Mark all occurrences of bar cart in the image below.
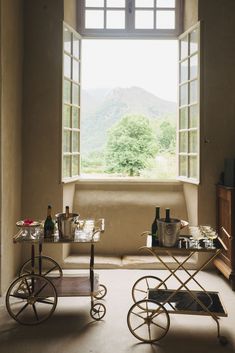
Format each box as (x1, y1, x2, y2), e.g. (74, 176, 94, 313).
(6, 219, 107, 325)
(127, 234, 228, 345)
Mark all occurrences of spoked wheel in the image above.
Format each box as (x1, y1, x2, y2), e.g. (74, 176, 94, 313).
(19, 256, 63, 278)
(132, 276, 167, 303)
(94, 284, 107, 299)
(90, 302, 106, 321)
(6, 274, 57, 325)
(127, 299, 170, 343)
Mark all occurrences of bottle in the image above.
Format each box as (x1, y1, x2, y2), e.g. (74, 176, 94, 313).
(65, 205, 70, 218)
(44, 205, 54, 238)
(151, 206, 160, 247)
(165, 208, 171, 223)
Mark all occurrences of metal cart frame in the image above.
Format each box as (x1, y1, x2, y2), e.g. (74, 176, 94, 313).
(6, 220, 107, 325)
(127, 235, 228, 345)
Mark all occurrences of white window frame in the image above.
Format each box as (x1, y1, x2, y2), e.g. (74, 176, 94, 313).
(62, 23, 81, 182)
(177, 22, 201, 184)
(77, 0, 183, 38)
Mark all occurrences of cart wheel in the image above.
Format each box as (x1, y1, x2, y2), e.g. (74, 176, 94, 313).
(132, 276, 167, 303)
(94, 284, 107, 299)
(219, 336, 228, 346)
(6, 274, 57, 325)
(19, 256, 63, 278)
(90, 302, 106, 321)
(127, 299, 170, 343)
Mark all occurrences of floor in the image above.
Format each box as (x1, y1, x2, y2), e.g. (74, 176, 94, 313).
(0, 269, 235, 353)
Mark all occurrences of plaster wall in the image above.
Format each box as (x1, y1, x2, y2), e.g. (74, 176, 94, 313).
(197, 0, 235, 225)
(0, 0, 23, 293)
(183, 0, 198, 31)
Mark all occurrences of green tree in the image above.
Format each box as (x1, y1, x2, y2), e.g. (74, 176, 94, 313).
(105, 115, 158, 176)
(158, 120, 176, 152)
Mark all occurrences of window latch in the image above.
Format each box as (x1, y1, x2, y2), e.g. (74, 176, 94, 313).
(128, 0, 133, 14)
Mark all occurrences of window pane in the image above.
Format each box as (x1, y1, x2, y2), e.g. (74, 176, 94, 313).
(86, 0, 104, 7)
(63, 105, 71, 128)
(189, 156, 197, 178)
(179, 84, 188, 106)
(73, 34, 80, 59)
(190, 28, 198, 55)
(135, 10, 154, 29)
(179, 107, 188, 129)
(64, 28, 72, 54)
(180, 35, 188, 60)
(72, 83, 79, 106)
(190, 80, 197, 104)
(72, 107, 79, 129)
(189, 104, 198, 128)
(63, 130, 71, 152)
(180, 59, 188, 83)
(190, 54, 198, 80)
(72, 131, 79, 153)
(189, 130, 197, 153)
(156, 10, 175, 29)
(63, 156, 71, 178)
(179, 131, 187, 153)
(85, 10, 104, 28)
(107, 0, 125, 7)
(73, 59, 79, 82)
(135, 0, 154, 7)
(63, 80, 71, 104)
(64, 54, 71, 79)
(157, 0, 175, 7)
(179, 155, 187, 176)
(72, 155, 79, 176)
(106, 10, 125, 29)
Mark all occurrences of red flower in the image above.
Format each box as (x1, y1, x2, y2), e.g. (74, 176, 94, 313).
(23, 218, 34, 225)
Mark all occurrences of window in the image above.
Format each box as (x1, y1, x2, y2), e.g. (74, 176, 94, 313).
(77, 0, 183, 38)
(178, 23, 200, 183)
(62, 24, 81, 181)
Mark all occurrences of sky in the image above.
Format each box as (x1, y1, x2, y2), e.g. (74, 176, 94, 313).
(81, 39, 178, 102)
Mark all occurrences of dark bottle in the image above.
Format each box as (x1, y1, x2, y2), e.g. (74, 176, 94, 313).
(151, 206, 160, 247)
(165, 208, 171, 223)
(65, 205, 70, 218)
(44, 205, 54, 238)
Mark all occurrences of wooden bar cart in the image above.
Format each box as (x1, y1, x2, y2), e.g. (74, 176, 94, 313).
(6, 219, 107, 325)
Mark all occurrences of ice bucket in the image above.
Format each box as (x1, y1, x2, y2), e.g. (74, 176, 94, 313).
(55, 212, 79, 240)
(157, 218, 181, 247)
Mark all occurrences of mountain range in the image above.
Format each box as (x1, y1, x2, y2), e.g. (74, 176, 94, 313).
(80, 86, 177, 155)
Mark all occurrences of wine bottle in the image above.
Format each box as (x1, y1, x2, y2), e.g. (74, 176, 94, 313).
(165, 208, 171, 223)
(44, 205, 54, 238)
(65, 205, 70, 218)
(151, 206, 160, 247)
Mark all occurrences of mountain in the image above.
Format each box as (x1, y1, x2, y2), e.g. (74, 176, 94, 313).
(81, 86, 177, 155)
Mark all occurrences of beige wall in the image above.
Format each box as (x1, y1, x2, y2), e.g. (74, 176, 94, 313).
(0, 0, 23, 293)
(22, 0, 64, 220)
(197, 0, 235, 225)
(184, 0, 198, 31)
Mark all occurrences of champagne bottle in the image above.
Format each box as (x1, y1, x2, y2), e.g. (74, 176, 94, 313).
(44, 205, 54, 238)
(65, 205, 70, 218)
(151, 206, 160, 247)
(165, 208, 171, 223)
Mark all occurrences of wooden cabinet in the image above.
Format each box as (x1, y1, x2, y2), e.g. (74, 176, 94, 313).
(214, 185, 235, 290)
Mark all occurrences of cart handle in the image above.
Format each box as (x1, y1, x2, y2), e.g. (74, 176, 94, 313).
(217, 235, 228, 251)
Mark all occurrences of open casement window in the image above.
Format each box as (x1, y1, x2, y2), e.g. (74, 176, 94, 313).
(77, 0, 183, 38)
(178, 22, 200, 184)
(62, 24, 81, 182)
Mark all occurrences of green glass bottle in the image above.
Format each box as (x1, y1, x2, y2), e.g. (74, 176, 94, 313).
(151, 206, 160, 247)
(44, 205, 54, 238)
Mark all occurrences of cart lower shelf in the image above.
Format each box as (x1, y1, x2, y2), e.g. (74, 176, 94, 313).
(148, 288, 227, 317)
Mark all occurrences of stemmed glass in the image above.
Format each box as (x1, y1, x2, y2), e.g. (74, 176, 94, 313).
(199, 225, 218, 248)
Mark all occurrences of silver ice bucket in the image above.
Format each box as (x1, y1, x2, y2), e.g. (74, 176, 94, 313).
(157, 218, 181, 247)
(55, 212, 79, 240)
